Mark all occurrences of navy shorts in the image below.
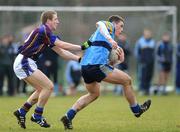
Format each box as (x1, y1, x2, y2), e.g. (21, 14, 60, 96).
(81, 64, 114, 84)
(159, 62, 172, 72)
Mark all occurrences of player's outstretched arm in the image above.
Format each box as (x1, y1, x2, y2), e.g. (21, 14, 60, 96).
(52, 45, 80, 62)
(54, 39, 81, 51)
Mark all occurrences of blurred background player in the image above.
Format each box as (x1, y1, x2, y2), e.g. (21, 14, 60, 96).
(156, 33, 173, 95)
(0, 34, 16, 96)
(65, 58, 82, 96)
(60, 15, 151, 130)
(134, 29, 156, 95)
(176, 43, 180, 94)
(13, 10, 86, 129)
(114, 33, 131, 95)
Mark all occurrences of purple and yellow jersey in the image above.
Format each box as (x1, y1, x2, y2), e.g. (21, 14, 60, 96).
(18, 24, 58, 60)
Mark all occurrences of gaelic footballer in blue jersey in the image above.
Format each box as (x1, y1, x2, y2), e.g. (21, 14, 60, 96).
(13, 10, 84, 129)
(61, 15, 151, 130)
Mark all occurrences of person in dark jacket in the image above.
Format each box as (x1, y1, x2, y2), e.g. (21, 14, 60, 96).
(0, 35, 16, 96)
(134, 29, 156, 95)
(156, 33, 173, 95)
(65, 60, 81, 96)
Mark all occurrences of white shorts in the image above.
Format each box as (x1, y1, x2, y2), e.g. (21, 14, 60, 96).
(13, 54, 37, 80)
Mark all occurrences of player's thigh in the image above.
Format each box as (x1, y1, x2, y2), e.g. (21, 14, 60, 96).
(24, 69, 54, 90)
(85, 82, 100, 95)
(23, 79, 42, 92)
(103, 68, 131, 84)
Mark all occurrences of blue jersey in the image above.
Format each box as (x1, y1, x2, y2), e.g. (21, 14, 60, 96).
(134, 36, 155, 63)
(80, 21, 115, 65)
(157, 41, 173, 63)
(66, 60, 81, 84)
(18, 24, 59, 60)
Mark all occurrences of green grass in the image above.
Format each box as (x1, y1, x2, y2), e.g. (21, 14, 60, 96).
(0, 94, 180, 132)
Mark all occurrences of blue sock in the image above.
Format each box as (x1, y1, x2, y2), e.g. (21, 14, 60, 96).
(66, 109, 76, 121)
(19, 102, 32, 116)
(34, 106, 44, 119)
(130, 104, 141, 114)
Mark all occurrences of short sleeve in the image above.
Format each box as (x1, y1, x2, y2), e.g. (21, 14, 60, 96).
(49, 35, 62, 48)
(43, 25, 60, 48)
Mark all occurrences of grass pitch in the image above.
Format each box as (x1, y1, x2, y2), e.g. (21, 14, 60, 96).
(0, 93, 180, 132)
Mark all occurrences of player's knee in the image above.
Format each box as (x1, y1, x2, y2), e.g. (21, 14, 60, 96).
(122, 75, 132, 87)
(47, 82, 54, 91)
(49, 87, 54, 92)
(91, 92, 100, 100)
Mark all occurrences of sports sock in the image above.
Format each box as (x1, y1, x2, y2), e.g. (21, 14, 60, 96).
(18, 102, 32, 116)
(130, 104, 141, 114)
(33, 106, 44, 119)
(66, 109, 77, 121)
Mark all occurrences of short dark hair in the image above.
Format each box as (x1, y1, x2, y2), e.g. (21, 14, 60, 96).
(41, 10, 57, 24)
(108, 15, 124, 23)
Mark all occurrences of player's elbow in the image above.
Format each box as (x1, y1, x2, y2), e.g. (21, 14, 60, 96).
(96, 21, 102, 28)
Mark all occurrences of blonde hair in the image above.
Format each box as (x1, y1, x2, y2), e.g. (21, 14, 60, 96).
(40, 10, 57, 24)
